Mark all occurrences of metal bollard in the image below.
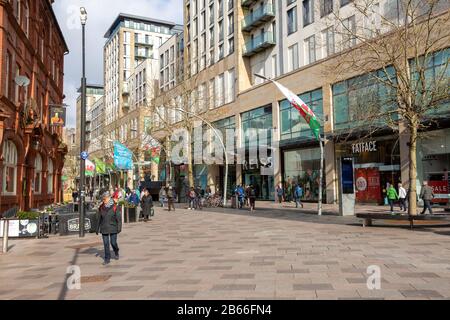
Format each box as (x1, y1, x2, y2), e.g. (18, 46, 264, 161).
(2, 219, 9, 253)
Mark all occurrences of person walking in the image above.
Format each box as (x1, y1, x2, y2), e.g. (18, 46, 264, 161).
(140, 188, 154, 222)
(96, 191, 122, 265)
(294, 184, 304, 208)
(276, 183, 284, 204)
(159, 186, 167, 207)
(248, 184, 256, 212)
(286, 182, 293, 202)
(386, 183, 399, 214)
(237, 185, 245, 209)
(188, 187, 196, 210)
(420, 181, 435, 214)
(167, 186, 176, 212)
(398, 183, 407, 212)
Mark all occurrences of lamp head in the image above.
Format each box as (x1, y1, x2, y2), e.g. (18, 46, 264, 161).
(80, 7, 87, 25)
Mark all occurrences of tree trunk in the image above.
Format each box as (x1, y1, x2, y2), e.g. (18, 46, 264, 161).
(187, 144, 194, 188)
(408, 125, 418, 216)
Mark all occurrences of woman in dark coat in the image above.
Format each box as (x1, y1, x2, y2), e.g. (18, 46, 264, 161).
(97, 191, 122, 265)
(140, 188, 154, 221)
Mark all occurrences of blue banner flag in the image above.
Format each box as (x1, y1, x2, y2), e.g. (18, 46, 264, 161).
(113, 141, 133, 170)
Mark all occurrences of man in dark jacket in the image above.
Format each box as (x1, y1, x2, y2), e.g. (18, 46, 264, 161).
(140, 188, 154, 221)
(167, 186, 176, 212)
(420, 181, 435, 214)
(97, 191, 122, 265)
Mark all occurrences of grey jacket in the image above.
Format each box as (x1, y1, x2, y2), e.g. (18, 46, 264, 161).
(97, 203, 122, 235)
(420, 185, 435, 201)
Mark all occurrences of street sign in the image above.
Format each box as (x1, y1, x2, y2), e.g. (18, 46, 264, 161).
(80, 151, 89, 160)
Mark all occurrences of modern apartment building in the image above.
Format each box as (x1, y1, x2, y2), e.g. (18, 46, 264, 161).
(151, 0, 449, 207)
(76, 84, 104, 150)
(86, 95, 105, 160)
(159, 31, 185, 92)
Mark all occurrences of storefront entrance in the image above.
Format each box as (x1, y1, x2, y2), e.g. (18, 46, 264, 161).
(243, 171, 274, 201)
(336, 136, 401, 205)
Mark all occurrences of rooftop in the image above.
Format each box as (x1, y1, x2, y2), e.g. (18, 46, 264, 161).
(104, 13, 179, 38)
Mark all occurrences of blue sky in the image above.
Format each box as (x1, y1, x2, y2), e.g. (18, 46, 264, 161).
(53, 0, 183, 127)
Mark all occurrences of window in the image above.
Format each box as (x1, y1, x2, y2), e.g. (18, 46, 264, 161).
(304, 35, 316, 64)
(342, 15, 356, 49)
(303, 0, 314, 27)
(226, 68, 235, 104)
(34, 154, 42, 194)
(5, 51, 11, 99)
(216, 73, 225, 107)
(288, 43, 299, 71)
(228, 37, 234, 55)
(340, 0, 351, 7)
(24, 1, 29, 36)
(14, 65, 20, 103)
(322, 27, 334, 57)
(201, 11, 206, 31)
(321, 0, 333, 17)
(219, 43, 224, 60)
(219, 21, 224, 41)
(2, 141, 17, 195)
(209, 79, 215, 109)
(47, 159, 54, 194)
(15, 0, 21, 25)
(228, 13, 234, 35)
(272, 54, 278, 77)
(287, 7, 298, 35)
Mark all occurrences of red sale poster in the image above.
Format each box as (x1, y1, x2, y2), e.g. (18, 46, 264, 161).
(366, 168, 382, 203)
(429, 180, 449, 204)
(355, 168, 368, 202)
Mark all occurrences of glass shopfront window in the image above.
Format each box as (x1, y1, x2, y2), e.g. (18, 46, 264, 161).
(213, 116, 236, 197)
(417, 128, 450, 205)
(335, 137, 400, 204)
(280, 88, 323, 142)
(241, 105, 274, 200)
(283, 147, 325, 201)
(333, 66, 397, 131)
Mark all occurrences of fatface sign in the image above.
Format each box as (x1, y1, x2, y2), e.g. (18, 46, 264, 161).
(352, 141, 377, 154)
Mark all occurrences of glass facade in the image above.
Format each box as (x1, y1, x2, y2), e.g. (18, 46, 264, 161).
(417, 128, 450, 205)
(283, 148, 325, 201)
(332, 66, 396, 131)
(241, 106, 274, 200)
(280, 88, 323, 142)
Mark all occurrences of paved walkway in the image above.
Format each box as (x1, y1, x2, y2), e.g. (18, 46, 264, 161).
(1, 204, 450, 300)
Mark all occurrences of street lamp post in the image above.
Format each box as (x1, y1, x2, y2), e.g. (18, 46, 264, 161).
(79, 7, 87, 237)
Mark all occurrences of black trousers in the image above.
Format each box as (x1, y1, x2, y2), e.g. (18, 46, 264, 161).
(102, 233, 119, 261)
(399, 198, 407, 211)
(421, 200, 433, 214)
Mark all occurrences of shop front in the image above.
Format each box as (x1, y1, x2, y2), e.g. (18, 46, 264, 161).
(335, 136, 401, 204)
(417, 128, 450, 205)
(282, 147, 325, 202)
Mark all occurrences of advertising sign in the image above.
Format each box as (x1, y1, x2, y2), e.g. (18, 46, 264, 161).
(0, 220, 39, 238)
(341, 157, 355, 194)
(355, 168, 381, 202)
(67, 218, 91, 232)
(49, 106, 66, 126)
(429, 180, 449, 204)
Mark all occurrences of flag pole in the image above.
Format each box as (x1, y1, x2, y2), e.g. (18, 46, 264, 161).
(254, 73, 324, 216)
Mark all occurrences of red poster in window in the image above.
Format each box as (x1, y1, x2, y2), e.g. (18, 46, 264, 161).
(366, 168, 381, 203)
(428, 180, 449, 204)
(355, 168, 368, 202)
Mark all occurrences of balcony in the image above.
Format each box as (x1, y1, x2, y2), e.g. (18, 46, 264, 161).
(241, 4, 275, 32)
(242, 31, 275, 57)
(122, 83, 130, 96)
(241, 0, 258, 8)
(135, 37, 153, 47)
(135, 49, 150, 59)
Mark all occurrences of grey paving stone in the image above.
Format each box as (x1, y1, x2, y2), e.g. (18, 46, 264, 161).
(127, 276, 159, 281)
(211, 284, 257, 291)
(293, 283, 334, 290)
(150, 291, 197, 298)
(221, 274, 256, 279)
(165, 279, 201, 285)
(197, 266, 233, 270)
(277, 269, 309, 274)
(104, 286, 143, 292)
(397, 272, 439, 278)
(400, 290, 444, 298)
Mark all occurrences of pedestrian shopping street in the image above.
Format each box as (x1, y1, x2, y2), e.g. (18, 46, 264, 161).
(1, 203, 450, 300)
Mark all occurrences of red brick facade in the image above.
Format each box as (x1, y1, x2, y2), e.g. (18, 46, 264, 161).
(0, 0, 68, 212)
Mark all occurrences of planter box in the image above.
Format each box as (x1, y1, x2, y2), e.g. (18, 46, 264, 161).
(0, 219, 40, 238)
(124, 207, 137, 223)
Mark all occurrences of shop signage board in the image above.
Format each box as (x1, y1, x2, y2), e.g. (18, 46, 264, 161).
(341, 157, 355, 194)
(352, 141, 377, 154)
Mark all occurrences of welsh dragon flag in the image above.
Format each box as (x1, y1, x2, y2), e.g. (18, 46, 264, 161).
(271, 79, 321, 140)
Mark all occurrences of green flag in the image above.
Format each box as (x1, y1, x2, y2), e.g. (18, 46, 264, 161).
(151, 156, 160, 165)
(94, 158, 106, 174)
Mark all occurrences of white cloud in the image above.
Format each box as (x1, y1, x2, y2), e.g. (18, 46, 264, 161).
(53, 0, 183, 127)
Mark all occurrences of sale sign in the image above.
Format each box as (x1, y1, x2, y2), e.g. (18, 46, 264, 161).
(429, 180, 449, 204)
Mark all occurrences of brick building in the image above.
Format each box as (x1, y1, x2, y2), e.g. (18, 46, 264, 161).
(0, 0, 69, 212)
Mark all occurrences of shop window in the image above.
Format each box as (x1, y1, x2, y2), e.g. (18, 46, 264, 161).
(2, 140, 18, 195)
(280, 88, 323, 141)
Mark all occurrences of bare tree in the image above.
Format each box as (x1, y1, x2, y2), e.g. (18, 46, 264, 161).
(321, 0, 449, 214)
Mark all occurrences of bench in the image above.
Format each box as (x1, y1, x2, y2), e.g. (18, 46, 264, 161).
(356, 213, 450, 229)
